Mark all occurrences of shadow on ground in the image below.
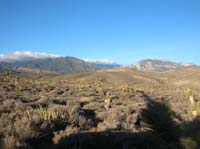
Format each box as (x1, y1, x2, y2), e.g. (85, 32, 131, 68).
(18, 92, 200, 149)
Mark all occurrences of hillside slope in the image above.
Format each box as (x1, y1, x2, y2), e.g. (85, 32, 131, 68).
(0, 56, 97, 74)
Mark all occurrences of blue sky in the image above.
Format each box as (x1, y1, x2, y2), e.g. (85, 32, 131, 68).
(0, 0, 200, 65)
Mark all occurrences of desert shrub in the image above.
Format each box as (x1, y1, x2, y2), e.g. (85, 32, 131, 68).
(1, 99, 15, 113)
(14, 116, 39, 142)
(66, 101, 93, 130)
(0, 109, 35, 147)
(180, 137, 197, 149)
(67, 103, 84, 126)
(26, 110, 42, 124)
(0, 115, 15, 136)
(1, 135, 18, 149)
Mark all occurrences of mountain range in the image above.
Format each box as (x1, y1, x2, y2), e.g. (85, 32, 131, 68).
(0, 57, 97, 74)
(0, 56, 122, 74)
(0, 56, 197, 74)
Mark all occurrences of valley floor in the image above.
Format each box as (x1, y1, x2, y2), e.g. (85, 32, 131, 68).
(0, 69, 200, 149)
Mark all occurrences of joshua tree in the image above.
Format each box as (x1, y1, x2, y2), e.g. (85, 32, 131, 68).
(4, 71, 11, 80)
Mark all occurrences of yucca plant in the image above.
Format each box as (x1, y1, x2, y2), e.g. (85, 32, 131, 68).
(185, 88, 195, 104)
(189, 100, 200, 118)
(37, 106, 63, 121)
(104, 96, 112, 110)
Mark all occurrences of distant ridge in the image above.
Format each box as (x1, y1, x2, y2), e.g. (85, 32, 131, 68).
(130, 59, 195, 72)
(83, 59, 121, 69)
(0, 56, 97, 74)
(87, 62, 121, 69)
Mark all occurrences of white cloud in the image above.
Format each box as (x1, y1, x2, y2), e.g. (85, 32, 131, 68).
(0, 51, 60, 62)
(83, 58, 118, 64)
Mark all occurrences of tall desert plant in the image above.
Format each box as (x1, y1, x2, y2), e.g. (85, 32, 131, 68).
(185, 88, 194, 104)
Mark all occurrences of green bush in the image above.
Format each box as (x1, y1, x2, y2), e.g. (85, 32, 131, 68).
(180, 137, 197, 149)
